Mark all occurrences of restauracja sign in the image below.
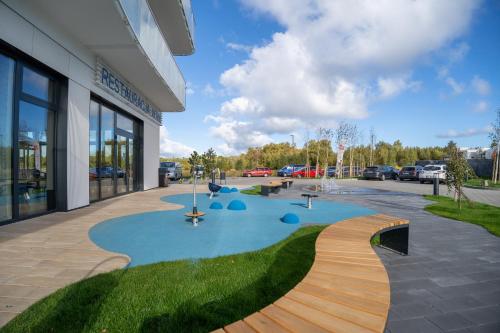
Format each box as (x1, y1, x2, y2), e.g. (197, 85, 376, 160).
(95, 60, 162, 124)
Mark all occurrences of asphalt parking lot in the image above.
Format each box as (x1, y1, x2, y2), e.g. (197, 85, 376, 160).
(224, 177, 500, 207)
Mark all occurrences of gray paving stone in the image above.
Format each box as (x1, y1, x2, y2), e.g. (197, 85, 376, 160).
(392, 301, 442, 319)
(392, 289, 443, 306)
(430, 276, 477, 288)
(427, 312, 474, 331)
(470, 291, 500, 306)
(282, 183, 500, 332)
(460, 306, 500, 325)
(429, 296, 486, 313)
(470, 321, 500, 333)
(386, 318, 442, 333)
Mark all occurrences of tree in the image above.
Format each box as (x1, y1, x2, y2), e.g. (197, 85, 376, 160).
(335, 122, 350, 178)
(321, 129, 334, 179)
(445, 143, 474, 210)
(369, 127, 376, 166)
(188, 151, 201, 175)
(490, 108, 500, 183)
(347, 124, 359, 177)
(314, 128, 323, 178)
(202, 148, 217, 177)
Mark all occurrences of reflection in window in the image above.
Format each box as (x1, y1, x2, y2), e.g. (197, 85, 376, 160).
(89, 101, 100, 202)
(100, 107, 115, 199)
(117, 113, 133, 133)
(17, 101, 55, 217)
(0, 54, 15, 222)
(22, 67, 53, 102)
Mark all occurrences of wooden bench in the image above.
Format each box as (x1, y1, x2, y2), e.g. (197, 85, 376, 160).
(260, 181, 283, 196)
(213, 214, 409, 333)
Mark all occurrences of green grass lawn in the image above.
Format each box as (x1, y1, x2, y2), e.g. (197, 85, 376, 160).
(464, 178, 500, 189)
(423, 195, 500, 237)
(240, 185, 261, 195)
(1, 226, 326, 333)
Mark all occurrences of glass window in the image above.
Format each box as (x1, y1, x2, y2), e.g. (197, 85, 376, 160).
(89, 101, 100, 202)
(117, 113, 134, 133)
(100, 106, 115, 199)
(22, 67, 53, 102)
(0, 54, 15, 222)
(17, 101, 55, 217)
(89, 100, 141, 201)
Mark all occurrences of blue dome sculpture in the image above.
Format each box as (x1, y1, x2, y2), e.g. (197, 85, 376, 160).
(227, 200, 247, 211)
(230, 187, 239, 192)
(281, 213, 300, 224)
(220, 187, 231, 193)
(209, 202, 223, 210)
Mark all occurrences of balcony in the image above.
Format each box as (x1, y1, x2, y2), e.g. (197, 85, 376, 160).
(147, 0, 195, 55)
(22, 0, 186, 112)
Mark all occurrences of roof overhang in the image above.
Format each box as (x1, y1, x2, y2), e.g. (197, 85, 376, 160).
(147, 0, 195, 55)
(28, 0, 186, 112)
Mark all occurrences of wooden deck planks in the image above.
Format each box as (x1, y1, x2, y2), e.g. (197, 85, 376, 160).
(215, 214, 409, 333)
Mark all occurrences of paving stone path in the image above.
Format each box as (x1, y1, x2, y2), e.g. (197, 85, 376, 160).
(279, 186, 500, 333)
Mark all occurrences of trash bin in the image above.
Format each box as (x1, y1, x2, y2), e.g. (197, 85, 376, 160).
(220, 171, 226, 185)
(159, 169, 169, 187)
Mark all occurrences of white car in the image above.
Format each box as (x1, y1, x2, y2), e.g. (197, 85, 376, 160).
(419, 165, 447, 184)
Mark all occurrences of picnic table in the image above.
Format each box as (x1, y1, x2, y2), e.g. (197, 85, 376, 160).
(260, 181, 282, 196)
(280, 178, 294, 189)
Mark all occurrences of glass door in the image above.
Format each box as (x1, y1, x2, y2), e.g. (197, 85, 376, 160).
(100, 106, 115, 199)
(89, 99, 141, 201)
(17, 102, 54, 217)
(116, 135, 128, 194)
(16, 66, 56, 219)
(128, 138, 135, 192)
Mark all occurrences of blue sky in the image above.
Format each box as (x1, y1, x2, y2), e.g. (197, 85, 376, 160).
(160, 0, 500, 157)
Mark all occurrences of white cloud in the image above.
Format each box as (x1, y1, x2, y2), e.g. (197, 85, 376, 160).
(473, 100, 488, 113)
(471, 75, 491, 95)
(436, 125, 492, 139)
(445, 77, 465, 95)
(202, 83, 226, 98)
(159, 126, 194, 157)
(226, 42, 253, 53)
(377, 75, 421, 99)
(186, 81, 195, 96)
(207, 0, 480, 152)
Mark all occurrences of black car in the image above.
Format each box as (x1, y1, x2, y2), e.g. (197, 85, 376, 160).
(362, 165, 399, 181)
(399, 165, 423, 181)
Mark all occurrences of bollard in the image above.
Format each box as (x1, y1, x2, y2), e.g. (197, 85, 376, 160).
(433, 176, 439, 196)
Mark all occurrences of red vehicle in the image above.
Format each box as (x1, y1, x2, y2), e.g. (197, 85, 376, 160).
(292, 167, 324, 178)
(242, 167, 273, 177)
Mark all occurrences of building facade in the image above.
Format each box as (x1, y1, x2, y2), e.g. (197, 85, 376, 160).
(0, 0, 194, 225)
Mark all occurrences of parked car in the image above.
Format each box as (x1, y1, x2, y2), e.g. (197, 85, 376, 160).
(242, 167, 273, 177)
(362, 165, 399, 181)
(292, 167, 324, 178)
(277, 164, 305, 177)
(328, 166, 363, 178)
(327, 166, 337, 177)
(419, 164, 447, 184)
(399, 165, 424, 181)
(89, 166, 122, 179)
(159, 161, 183, 180)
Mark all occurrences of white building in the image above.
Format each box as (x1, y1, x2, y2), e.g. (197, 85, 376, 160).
(0, 0, 194, 224)
(459, 147, 491, 160)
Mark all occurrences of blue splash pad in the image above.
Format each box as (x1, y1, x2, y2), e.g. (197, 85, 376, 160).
(89, 192, 375, 267)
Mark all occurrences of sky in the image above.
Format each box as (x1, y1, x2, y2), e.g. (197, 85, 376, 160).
(160, 0, 500, 157)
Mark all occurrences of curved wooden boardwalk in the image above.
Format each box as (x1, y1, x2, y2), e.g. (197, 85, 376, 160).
(214, 214, 409, 333)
